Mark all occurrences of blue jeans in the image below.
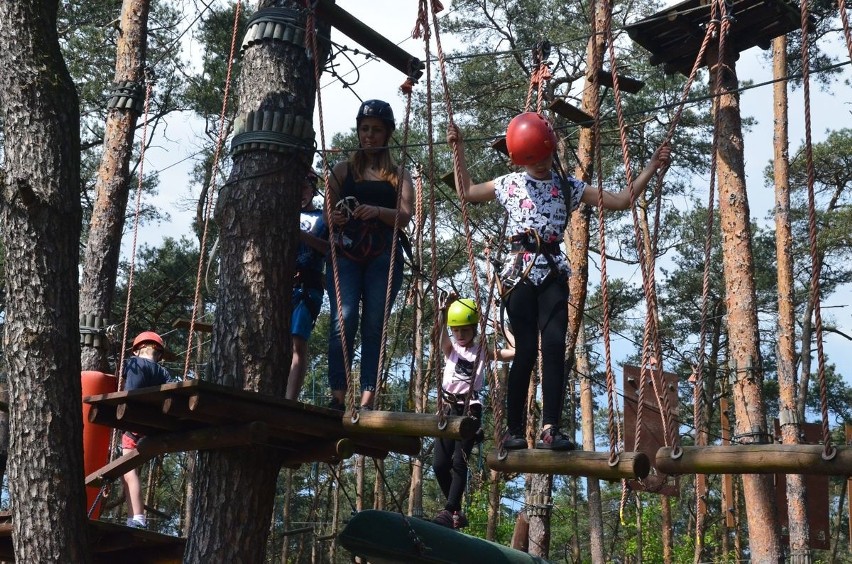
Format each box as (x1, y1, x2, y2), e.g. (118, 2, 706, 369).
(327, 247, 403, 393)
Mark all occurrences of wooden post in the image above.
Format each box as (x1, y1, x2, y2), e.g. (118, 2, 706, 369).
(488, 450, 650, 481)
(721, 397, 735, 529)
(657, 445, 852, 475)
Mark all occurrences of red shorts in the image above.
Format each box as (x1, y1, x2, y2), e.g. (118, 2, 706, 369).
(122, 431, 143, 450)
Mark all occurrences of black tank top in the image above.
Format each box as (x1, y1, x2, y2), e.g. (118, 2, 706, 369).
(341, 168, 398, 209)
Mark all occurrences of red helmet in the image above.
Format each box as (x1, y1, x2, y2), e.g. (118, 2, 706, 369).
(505, 112, 558, 166)
(132, 331, 164, 351)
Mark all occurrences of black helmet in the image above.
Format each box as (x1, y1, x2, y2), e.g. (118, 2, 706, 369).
(356, 99, 395, 131)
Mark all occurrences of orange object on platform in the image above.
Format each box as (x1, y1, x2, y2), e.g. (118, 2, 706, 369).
(82, 371, 117, 518)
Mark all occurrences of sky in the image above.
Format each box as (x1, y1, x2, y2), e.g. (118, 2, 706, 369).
(134, 1, 851, 387)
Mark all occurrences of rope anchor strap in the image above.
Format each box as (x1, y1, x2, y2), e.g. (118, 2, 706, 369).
(106, 81, 145, 113)
(230, 110, 315, 155)
(241, 7, 309, 53)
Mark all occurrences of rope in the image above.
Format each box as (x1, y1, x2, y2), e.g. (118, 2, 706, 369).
(308, 5, 356, 412)
(182, 0, 243, 380)
(109, 74, 155, 460)
(414, 0, 448, 427)
(800, 0, 834, 457)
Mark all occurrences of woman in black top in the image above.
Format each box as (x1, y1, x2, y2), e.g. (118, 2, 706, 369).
(325, 99, 414, 410)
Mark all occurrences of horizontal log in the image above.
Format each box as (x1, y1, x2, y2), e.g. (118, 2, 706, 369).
(86, 449, 149, 486)
(656, 445, 852, 475)
(342, 410, 478, 441)
(487, 450, 651, 481)
(280, 439, 353, 466)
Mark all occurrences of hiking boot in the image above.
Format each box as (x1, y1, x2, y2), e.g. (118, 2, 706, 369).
(536, 427, 576, 451)
(502, 432, 528, 450)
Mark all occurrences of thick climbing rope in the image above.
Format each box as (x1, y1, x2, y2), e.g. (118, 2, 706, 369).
(414, 0, 450, 426)
(524, 42, 552, 113)
(800, 0, 835, 458)
(182, 0, 243, 380)
(428, 0, 496, 422)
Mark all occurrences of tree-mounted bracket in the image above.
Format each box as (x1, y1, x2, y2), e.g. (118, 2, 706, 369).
(106, 81, 145, 113)
(241, 7, 309, 53)
(230, 110, 315, 155)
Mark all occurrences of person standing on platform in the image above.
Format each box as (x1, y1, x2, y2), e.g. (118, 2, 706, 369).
(287, 169, 329, 401)
(325, 99, 414, 411)
(447, 113, 671, 451)
(121, 331, 171, 528)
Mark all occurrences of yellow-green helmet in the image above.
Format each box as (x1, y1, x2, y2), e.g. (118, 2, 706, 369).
(447, 298, 479, 327)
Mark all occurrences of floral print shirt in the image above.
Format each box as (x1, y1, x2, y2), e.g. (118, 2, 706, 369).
(493, 171, 585, 286)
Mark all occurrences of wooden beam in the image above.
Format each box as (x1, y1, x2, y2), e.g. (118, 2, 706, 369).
(88, 404, 163, 437)
(342, 410, 478, 441)
(596, 69, 645, 94)
(487, 450, 650, 481)
(549, 98, 593, 126)
(657, 445, 852, 475)
(171, 318, 213, 333)
(280, 438, 353, 466)
(314, 0, 424, 79)
(86, 422, 269, 485)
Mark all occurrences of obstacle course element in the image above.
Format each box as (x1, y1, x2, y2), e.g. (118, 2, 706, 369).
(82, 371, 118, 518)
(0, 511, 185, 563)
(83, 379, 434, 486)
(338, 509, 550, 563)
(625, 0, 806, 75)
(487, 449, 651, 481)
(656, 444, 852, 476)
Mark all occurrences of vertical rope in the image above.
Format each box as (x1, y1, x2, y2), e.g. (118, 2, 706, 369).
(800, 0, 834, 455)
(838, 0, 852, 63)
(182, 0, 243, 380)
(110, 76, 154, 460)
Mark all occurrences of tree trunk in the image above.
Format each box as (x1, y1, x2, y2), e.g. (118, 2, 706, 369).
(709, 46, 781, 561)
(407, 273, 425, 517)
(772, 34, 812, 562)
(662, 496, 673, 564)
(0, 2, 89, 561)
(577, 327, 605, 563)
(183, 1, 327, 561)
(80, 0, 150, 373)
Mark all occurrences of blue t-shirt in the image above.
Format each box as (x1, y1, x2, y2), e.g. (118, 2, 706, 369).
(124, 356, 171, 391)
(296, 209, 327, 274)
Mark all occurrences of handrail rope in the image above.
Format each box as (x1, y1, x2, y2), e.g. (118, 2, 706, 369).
(414, 0, 448, 427)
(800, 0, 834, 457)
(308, 6, 356, 413)
(593, 0, 622, 468)
(374, 79, 418, 412)
(838, 0, 852, 63)
(326, 462, 359, 514)
(430, 0, 489, 398)
(110, 75, 155, 460)
(182, 0, 243, 380)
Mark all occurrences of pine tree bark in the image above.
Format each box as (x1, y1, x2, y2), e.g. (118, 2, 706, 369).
(709, 46, 781, 561)
(0, 1, 90, 561)
(80, 0, 151, 372)
(183, 1, 327, 561)
(577, 327, 605, 563)
(773, 34, 812, 563)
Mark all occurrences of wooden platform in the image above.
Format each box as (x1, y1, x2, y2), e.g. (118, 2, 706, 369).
(0, 513, 185, 563)
(625, 0, 804, 75)
(83, 380, 428, 484)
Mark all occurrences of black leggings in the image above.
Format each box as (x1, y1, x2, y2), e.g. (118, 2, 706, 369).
(504, 276, 568, 434)
(433, 404, 481, 512)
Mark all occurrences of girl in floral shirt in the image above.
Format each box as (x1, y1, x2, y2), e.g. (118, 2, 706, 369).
(446, 113, 671, 451)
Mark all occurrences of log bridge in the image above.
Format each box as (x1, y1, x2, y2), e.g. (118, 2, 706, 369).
(84, 379, 474, 486)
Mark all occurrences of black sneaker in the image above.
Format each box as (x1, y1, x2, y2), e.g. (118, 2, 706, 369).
(503, 432, 528, 450)
(327, 399, 345, 411)
(536, 427, 576, 451)
(433, 509, 454, 528)
(453, 511, 468, 529)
